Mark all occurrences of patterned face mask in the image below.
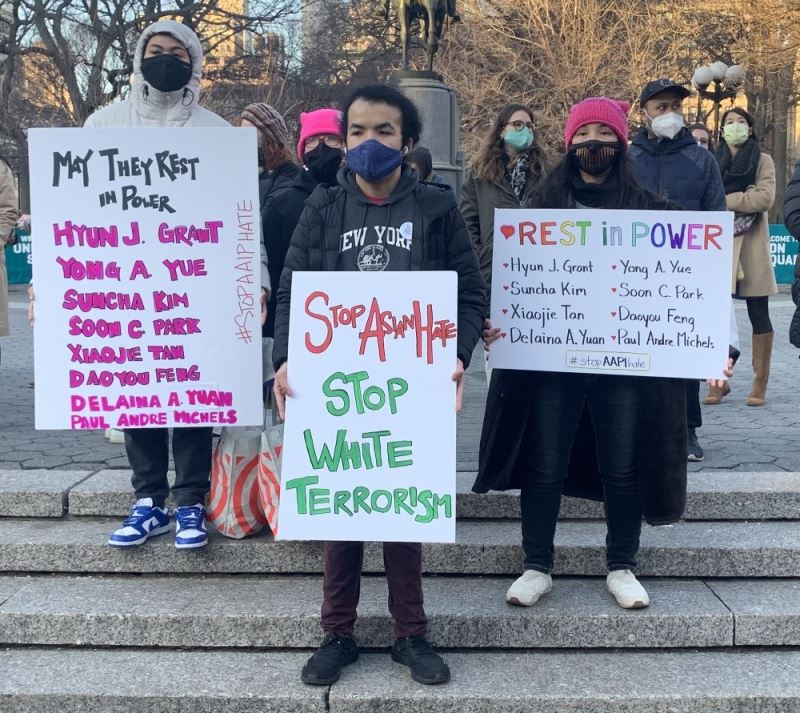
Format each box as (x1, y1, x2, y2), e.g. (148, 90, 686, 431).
(569, 140, 621, 175)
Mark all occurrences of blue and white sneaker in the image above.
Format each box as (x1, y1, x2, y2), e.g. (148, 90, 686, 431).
(108, 498, 170, 548)
(174, 504, 208, 550)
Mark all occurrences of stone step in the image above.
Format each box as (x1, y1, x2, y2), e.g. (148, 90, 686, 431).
(0, 575, 737, 649)
(3, 648, 800, 712)
(1, 517, 799, 577)
(52, 468, 800, 521)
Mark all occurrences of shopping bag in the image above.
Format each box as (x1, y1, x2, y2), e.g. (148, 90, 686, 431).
(207, 426, 267, 538)
(258, 407, 283, 536)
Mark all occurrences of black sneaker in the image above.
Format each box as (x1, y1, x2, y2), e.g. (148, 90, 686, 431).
(687, 427, 704, 462)
(301, 635, 358, 685)
(391, 635, 451, 685)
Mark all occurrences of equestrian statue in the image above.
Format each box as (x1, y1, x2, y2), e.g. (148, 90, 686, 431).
(387, 0, 459, 74)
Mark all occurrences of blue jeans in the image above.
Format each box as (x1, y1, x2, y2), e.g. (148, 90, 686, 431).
(520, 372, 642, 573)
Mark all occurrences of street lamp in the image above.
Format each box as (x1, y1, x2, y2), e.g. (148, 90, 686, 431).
(692, 62, 745, 141)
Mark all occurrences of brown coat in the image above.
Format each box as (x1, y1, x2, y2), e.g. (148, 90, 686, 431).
(0, 159, 17, 337)
(728, 152, 778, 297)
(460, 169, 540, 294)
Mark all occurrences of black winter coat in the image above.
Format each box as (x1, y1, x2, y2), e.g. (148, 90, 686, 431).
(629, 129, 726, 211)
(473, 175, 688, 525)
(272, 167, 486, 370)
(261, 169, 317, 338)
(259, 162, 300, 338)
(785, 158, 800, 241)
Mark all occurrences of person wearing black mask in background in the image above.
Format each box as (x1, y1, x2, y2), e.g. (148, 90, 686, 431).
(259, 108, 344, 375)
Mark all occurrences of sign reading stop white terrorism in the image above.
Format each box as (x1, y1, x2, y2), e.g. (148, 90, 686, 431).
(277, 272, 458, 543)
(29, 128, 263, 430)
(489, 209, 734, 379)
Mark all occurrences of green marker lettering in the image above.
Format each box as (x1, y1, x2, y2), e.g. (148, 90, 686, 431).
(370, 489, 392, 513)
(333, 489, 353, 516)
(309, 487, 331, 515)
(285, 475, 319, 514)
(387, 440, 413, 468)
(352, 485, 372, 514)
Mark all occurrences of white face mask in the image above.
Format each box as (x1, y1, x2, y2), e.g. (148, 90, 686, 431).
(648, 112, 684, 140)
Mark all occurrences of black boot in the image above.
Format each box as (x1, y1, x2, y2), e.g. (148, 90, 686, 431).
(391, 635, 450, 684)
(301, 635, 359, 685)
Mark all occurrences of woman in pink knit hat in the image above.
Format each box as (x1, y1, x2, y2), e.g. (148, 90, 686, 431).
(260, 108, 344, 347)
(475, 97, 732, 611)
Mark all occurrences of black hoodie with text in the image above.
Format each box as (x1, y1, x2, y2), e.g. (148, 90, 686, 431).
(272, 165, 486, 369)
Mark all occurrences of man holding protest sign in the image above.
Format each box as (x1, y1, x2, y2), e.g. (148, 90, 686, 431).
(78, 20, 266, 550)
(272, 84, 485, 686)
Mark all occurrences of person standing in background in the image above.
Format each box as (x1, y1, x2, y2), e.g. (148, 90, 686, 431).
(0, 157, 17, 359)
(712, 107, 777, 407)
(629, 79, 727, 462)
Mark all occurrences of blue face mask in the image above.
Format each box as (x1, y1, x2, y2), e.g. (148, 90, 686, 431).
(345, 139, 404, 182)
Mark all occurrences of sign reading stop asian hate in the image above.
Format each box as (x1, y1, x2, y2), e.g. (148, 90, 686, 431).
(277, 272, 457, 543)
(489, 208, 733, 379)
(29, 128, 263, 430)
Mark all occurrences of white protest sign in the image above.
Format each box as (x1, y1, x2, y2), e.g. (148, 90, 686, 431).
(489, 208, 733, 378)
(277, 272, 457, 543)
(29, 128, 263, 430)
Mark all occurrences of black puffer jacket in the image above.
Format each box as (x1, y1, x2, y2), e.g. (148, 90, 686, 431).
(261, 168, 317, 338)
(785, 158, 800, 241)
(273, 166, 486, 369)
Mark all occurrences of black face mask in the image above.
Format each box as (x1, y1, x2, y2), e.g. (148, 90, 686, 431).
(569, 140, 621, 176)
(304, 143, 343, 185)
(140, 54, 193, 93)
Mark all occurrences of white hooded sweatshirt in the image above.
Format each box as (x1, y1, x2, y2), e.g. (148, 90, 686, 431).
(84, 20, 228, 129)
(84, 20, 270, 294)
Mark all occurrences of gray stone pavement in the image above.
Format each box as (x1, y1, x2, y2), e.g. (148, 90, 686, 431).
(1, 286, 799, 472)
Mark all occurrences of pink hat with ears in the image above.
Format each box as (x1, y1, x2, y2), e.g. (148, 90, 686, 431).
(297, 108, 343, 161)
(564, 97, 631, 149)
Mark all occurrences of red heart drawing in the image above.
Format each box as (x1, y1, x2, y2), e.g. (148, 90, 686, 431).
(500, 225, 515, 239)
(503, 285, 509, 291)
(611, 336, 617, 341)
(501, 332, 507, 338)
(611, 287, 617, 293)
(611, 311, 617, 317)
(503, 262, 509, 268)
(612, 265, 617, 270)
(502, 308, 508, 315)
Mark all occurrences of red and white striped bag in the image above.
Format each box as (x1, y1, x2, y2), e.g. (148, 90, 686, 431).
(207, 426, 267, 538)
(257, 412, 283, 537)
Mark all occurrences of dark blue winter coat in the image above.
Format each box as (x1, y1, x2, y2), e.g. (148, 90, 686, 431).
(629, 128, 726, 211)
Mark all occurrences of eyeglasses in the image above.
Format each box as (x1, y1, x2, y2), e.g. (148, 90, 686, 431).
(505, 121, 534, 131)
(306, 135, 343, 149)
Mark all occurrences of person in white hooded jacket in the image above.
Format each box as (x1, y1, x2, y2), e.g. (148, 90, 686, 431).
(84, 19, 264, 550)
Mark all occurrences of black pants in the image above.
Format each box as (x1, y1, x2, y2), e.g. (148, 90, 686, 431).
(520, 372, 642, 573)
(686, 379, 701, 429)
(125, 427, 213, 508)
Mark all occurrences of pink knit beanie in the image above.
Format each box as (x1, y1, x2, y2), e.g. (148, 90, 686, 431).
(297, 108, 343, 160)
(564, 97, 631, 149)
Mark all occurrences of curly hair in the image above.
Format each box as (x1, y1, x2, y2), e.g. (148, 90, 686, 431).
(260, 139, 295, 172)
(471, 103, 548, 183)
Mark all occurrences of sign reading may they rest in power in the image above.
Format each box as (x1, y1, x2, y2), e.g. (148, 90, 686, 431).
(278, 272, 458, 544)
(29, 128, 263, 430)
(490, 209, 733, 379)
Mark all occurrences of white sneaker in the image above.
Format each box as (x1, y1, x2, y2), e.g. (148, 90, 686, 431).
(607, 570, 649, 609)
(506, 570, 552, 606)
(107, 428, 125, 444)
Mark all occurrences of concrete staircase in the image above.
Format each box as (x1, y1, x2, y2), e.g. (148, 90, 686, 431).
(2, 467, 800, 711)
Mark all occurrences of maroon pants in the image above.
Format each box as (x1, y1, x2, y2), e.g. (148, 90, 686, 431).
(321, 540, 427, 639)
